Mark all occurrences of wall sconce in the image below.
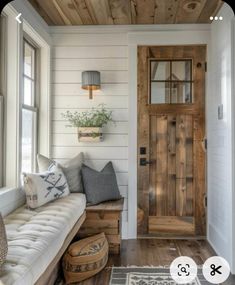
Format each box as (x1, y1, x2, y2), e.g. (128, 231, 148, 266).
(81, 71, 101, 100)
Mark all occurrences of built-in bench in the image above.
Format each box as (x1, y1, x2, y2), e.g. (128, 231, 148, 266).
(1, 196, 124, 285)
(0, 193, 86, 285)
(78, 198, 124, 254)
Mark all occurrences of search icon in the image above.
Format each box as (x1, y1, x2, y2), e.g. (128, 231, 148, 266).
(170, 257, 198, 284)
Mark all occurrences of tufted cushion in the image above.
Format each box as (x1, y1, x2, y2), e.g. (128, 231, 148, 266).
(63, 233, 109, 284)
(0, 193, 86, 285)
(0, 213, 8, 267)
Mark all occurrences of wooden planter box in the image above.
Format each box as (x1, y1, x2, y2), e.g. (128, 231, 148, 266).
(78, 127, 103, 142)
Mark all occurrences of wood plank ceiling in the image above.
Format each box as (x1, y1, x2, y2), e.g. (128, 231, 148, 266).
(28, 0, 224, 25)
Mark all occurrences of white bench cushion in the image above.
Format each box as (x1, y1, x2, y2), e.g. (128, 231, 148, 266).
(0, 193, 86, 285)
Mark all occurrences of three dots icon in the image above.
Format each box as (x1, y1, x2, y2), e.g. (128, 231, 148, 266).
(210, 16, 223, 21)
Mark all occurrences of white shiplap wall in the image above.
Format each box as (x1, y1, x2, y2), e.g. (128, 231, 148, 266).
(207, 3, 234, 272)
(51, 32, 128, 237)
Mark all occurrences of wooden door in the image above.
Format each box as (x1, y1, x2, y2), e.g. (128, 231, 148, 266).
(137, 46, 206, 237)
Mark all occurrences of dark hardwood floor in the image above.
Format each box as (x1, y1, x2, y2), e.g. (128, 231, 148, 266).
(57, 238, 234, 285)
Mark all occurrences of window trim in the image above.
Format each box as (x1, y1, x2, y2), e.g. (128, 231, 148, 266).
(0, 4, 51, 190)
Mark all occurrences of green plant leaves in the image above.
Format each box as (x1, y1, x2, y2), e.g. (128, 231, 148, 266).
(61, 104, 113, 128)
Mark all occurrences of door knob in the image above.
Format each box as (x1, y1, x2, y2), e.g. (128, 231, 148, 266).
(140, 158, 155, 166)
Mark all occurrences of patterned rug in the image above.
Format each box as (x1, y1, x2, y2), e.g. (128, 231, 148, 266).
(109, 267, 210, 285)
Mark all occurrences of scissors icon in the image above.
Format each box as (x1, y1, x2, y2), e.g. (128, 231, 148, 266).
(210, 264, 222, 276)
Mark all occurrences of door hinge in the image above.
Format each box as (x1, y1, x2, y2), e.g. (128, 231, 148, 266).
(204, 138, 207, 150)
(204, 196, 207, 208)
(205, 62, 207, 72)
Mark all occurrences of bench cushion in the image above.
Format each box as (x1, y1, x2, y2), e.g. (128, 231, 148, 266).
(0, 193, 86, 285)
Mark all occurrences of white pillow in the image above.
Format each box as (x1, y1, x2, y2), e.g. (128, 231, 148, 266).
(23, 169, 70, 209)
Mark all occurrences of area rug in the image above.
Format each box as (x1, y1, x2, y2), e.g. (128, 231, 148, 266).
(109, 267, 209, 285)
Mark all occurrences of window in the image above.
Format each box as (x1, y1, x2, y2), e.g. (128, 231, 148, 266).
(21, 39, 38, 174)
(150, 60, 193, 104)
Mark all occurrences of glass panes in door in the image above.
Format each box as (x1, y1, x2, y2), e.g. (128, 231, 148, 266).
(150, 60, 193, 104)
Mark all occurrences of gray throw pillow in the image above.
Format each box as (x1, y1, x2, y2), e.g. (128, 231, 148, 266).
(37, 154, 55, 172)
(81, 162, 121, 205)
(37, 153, 84, 193)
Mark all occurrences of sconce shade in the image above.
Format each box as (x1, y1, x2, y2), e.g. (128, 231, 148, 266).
(82, 71, 101, 99)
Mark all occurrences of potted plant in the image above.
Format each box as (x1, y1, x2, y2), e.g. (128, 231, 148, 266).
(62, 105, 113, 142)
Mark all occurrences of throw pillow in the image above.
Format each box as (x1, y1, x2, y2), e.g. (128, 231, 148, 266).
(37, 153, 84, 193)
(81, 162, 121, 205)
(0, 213, 7, 267)
(37, 154, 55, 172)
(23, 169, 70, 209)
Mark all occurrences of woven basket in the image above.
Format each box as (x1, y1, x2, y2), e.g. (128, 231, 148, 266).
(0, 213, 8, 267)
(63, 232, 108, 284)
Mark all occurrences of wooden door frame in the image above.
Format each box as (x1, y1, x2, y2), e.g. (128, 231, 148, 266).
(127, 29, 211, 239)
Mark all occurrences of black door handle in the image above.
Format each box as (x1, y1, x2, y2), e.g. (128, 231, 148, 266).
(140, 158, 155, 166)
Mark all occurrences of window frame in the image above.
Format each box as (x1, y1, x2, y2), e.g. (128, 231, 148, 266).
(21, 36, 39, 175)
(0, 4, 51, 191)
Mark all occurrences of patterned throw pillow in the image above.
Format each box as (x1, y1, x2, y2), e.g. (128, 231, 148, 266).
(0, 213, 8, 267)
(37, 153, 84, 193)
(23, 169, 70, 209)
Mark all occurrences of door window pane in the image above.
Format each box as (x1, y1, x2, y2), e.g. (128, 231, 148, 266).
(151, 61, 170, 81)
(21, 109, 36, 173)
(151, 82, 170, 104)
(171, 82, 192, 103)
(171, 61, 191, 81)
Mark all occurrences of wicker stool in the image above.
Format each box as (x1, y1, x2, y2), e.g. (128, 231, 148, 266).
(62, 232, 109, 284)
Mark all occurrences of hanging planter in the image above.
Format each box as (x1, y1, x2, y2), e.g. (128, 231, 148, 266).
(77, 127, 103, 142)
(62, 105, 113, 143)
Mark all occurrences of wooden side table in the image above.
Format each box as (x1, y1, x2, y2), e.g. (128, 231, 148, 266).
(77, 199, 124, 254)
